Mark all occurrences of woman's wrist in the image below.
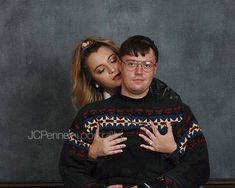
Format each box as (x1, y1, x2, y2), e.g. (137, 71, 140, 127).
(88, 144, 98, 160)
(168, 142, 177, 154)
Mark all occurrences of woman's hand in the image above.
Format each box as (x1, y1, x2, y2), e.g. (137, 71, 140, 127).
(107, 185, 137, 188)
(88, 123, 127, 159)
(139, 121, 177, 154)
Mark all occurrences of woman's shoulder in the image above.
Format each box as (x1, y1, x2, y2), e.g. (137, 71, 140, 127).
(150, 77, 182, 102)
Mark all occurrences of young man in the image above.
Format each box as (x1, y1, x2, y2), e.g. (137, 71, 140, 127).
(59, 35, 210, 188)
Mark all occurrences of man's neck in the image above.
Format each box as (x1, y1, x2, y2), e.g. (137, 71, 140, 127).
(121, 88, 149, 99)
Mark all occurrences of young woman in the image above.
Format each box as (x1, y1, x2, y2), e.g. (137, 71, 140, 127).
(71, 36, 181, 159)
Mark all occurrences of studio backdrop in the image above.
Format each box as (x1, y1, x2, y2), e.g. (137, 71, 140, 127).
(0, 0, 234, 183)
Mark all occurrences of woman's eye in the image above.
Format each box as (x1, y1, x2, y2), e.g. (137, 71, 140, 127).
(110, 57, 118, 63)
(96, 68, 105, 74)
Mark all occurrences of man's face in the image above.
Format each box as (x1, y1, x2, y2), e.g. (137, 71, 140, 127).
(120, 48, 157, 99)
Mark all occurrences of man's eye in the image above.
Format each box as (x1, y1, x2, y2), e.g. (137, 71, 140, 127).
(127, 62, 136, 66)
(144, 64, 151, 68)
(144, 62, 152, 68)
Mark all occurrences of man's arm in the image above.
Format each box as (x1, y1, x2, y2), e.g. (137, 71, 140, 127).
(59, 142, 100, 188)
(163, 133, 210, 188)
(165, 106, 210, 187)
(139, 105, 210, 188)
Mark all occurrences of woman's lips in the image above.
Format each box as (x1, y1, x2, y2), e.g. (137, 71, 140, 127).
(113, 72, 121, 80)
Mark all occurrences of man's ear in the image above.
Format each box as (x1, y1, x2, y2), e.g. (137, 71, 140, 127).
(154, 62, 158, 74)
(118, 59, 123, 72)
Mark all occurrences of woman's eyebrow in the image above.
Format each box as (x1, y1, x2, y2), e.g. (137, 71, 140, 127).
(107, 53, 116, 60)
(94, 54, 116, 71)
(94, 64, 104, 71)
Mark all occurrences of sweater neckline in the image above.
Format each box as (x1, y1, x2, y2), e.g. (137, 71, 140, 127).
(116, 91, 153, 103)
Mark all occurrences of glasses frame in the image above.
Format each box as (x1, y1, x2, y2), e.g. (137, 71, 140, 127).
(122, 60, 156, 72)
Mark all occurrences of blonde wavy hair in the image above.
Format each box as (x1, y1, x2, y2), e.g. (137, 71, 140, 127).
(72, 36, 119, 109)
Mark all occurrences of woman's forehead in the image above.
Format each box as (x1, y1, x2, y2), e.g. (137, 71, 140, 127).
(86, 47, 116, 68)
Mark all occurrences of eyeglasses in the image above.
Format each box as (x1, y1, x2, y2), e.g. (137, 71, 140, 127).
(122, 60, 156, 72)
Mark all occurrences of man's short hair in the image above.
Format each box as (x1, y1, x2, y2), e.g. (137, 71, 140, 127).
(119, 35, 158, 62)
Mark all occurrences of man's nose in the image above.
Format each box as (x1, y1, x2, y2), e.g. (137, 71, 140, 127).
(135, 64, 143, 74)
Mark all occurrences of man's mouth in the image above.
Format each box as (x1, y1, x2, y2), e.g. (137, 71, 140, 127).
(133, 78, 145, 83)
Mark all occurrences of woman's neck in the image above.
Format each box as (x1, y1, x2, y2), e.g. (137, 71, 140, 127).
(105, 88, 119, 97)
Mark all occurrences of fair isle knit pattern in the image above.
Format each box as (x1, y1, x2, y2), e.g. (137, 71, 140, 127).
(60, 93, 209, 188)
(84, 114, 183, 132)
(66, 108, 203, 157)
(178, 121, 201, 153)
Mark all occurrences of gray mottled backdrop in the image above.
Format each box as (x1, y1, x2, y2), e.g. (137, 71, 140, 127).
(0, 0, 234, 182)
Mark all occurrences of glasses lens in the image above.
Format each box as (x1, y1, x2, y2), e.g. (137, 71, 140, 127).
(142, 61, 154, 72)
(125, 61, 136, 71)
(123, 61, 154, 72)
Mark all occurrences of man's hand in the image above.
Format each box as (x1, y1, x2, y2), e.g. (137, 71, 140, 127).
(139, 121, 177, 154)
(88, 123, 127, 159)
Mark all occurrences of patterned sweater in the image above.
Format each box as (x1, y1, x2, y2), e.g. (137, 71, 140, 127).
(59, 92, 210, 188)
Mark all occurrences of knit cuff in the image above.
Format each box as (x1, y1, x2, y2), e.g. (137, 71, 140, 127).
(163, 146, 180, 164)
(85, 181, 107, 188)
(93, 184, 107, 188)
(137, 176, 167, 188)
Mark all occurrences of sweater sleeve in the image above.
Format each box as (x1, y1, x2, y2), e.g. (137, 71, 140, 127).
(59, 111, 105, 188)
(161, 105, 210, 188)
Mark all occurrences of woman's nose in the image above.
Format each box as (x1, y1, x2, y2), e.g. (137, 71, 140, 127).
(108, 65, 116, 74)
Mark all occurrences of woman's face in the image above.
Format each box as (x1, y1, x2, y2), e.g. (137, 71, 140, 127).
(86, 46, 122, 95)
